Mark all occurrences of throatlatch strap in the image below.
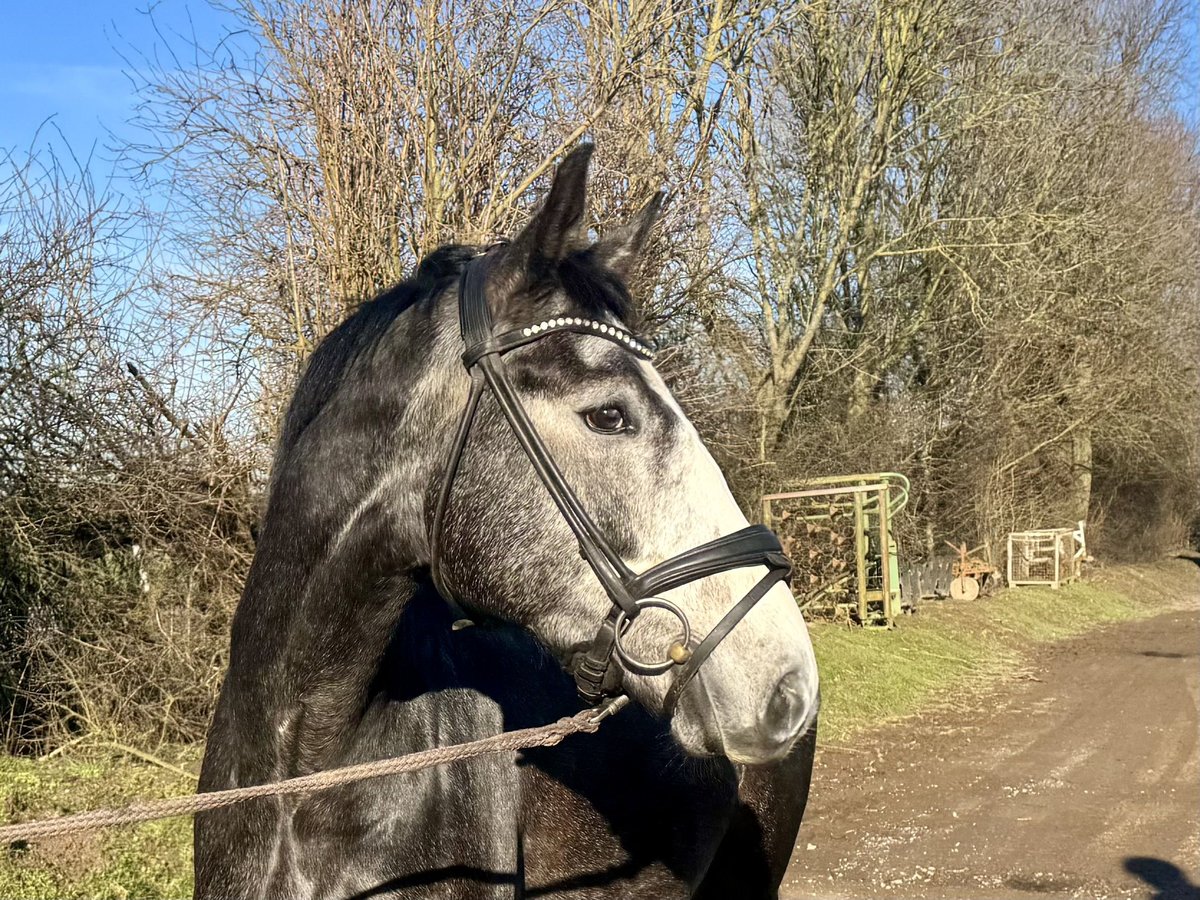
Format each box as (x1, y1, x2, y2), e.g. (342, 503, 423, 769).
(429, 371, 487, 599)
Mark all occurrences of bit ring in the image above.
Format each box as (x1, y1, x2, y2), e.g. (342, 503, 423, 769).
(613, 597, 692, 675)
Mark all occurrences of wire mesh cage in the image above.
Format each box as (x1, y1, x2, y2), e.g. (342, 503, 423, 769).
(1006, 523, 1086, 588)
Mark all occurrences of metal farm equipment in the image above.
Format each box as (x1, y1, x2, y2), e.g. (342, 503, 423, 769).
(762, 473, 910, 626)
(944, 541, 1001, 601)
(1007, 523, 1087, 588)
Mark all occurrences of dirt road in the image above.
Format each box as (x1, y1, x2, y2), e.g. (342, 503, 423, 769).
(783, 598, 1200, 899)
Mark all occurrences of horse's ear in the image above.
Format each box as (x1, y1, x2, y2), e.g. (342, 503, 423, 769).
(591, 192, 663, 278)
(507, 144, 594, 266)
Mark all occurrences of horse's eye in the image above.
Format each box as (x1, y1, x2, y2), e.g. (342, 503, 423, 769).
(584, 406, 628, 434)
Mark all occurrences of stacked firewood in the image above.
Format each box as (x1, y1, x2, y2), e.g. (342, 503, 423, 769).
(773, 505, 856, 605)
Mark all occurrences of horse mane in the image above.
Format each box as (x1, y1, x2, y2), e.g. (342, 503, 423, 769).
(277, 244, 476, 454)
(277, 242, 634, 456)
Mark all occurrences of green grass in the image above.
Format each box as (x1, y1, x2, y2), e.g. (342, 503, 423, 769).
(814, 566, 1177, 743)
(1, 562, 1194, 898)
(812, 613, 995, 743)
(0, 749, 198, 899)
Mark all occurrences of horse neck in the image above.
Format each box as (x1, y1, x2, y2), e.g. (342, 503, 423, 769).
(220, 291, 467, 777)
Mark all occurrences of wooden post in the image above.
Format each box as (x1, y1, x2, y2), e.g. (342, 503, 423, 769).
(878, 487, 893, 623)
(853, 491, 868, 623)
(1053, 535, 1061, 589)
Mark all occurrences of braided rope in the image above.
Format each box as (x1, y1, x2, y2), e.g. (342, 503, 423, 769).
(0, 700, 626, 844)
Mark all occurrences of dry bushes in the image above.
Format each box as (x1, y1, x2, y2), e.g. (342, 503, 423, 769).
(0, 149, 255, 752)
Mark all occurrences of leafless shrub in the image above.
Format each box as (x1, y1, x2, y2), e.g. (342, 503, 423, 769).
(0, 147, 255, 752)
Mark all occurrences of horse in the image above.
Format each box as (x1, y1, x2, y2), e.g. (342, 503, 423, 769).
(195, 144, 819, 899)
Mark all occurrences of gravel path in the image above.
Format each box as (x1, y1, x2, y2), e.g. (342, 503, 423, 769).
(784, 587, 1200, 900)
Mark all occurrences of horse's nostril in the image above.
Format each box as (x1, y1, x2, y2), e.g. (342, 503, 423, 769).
(762, 670, 808, 744)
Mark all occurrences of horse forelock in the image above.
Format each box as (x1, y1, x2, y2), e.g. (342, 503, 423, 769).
(550, 249, 636, 324)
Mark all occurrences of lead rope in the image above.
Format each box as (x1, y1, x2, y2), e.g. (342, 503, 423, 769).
(0, 696, 629, 844)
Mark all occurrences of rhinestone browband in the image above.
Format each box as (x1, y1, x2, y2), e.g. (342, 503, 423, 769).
(463, 316, 656, 367)
(520, 317, 654, 358)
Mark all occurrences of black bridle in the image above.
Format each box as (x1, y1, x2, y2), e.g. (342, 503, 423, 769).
(430, 248, 792, 711)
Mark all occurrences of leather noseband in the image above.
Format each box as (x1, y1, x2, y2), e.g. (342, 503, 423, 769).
(429, 248, 793, 712)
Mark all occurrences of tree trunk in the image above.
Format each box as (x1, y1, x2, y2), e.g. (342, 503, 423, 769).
(848, 369, 873, 421)
(1069, 359, 1094, 524)
(1070, 426, 1093, 525)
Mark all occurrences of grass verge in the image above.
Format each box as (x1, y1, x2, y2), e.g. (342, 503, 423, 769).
(814, 559, 1198, 743)
(0, 747, 199, 899)
(1, 561, 1196, 898)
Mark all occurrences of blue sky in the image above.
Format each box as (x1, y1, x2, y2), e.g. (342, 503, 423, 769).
(0, 1, 229, 161)
(1, 1, 1197, 170)
(1175, 0, 1200, 124)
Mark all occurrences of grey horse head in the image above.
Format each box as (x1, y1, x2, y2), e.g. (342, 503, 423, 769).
(309, 146, 819, 764)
